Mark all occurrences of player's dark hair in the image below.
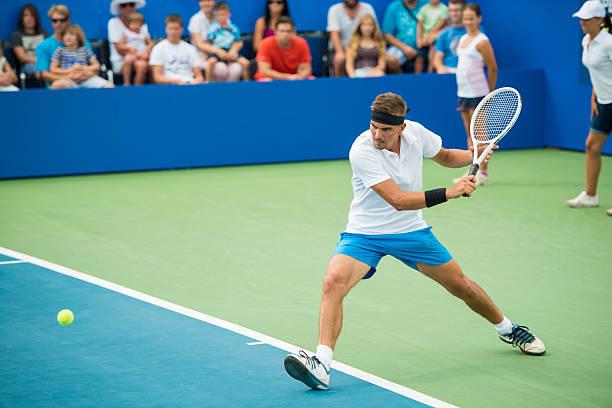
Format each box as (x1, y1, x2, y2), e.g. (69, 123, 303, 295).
(371, 93, 407, 118)
(276, 15, 295, 29)
(465, 3, 481, 17)
(18, 4, 43, 34)
(265, 0, 290, 30)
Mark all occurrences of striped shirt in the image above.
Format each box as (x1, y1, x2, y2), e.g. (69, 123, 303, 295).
(52, 47, 96, 69)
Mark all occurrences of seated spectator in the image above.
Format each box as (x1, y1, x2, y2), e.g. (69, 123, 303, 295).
(253, 0, 291, 54)
(118, 11, 154, 85)
(382, 0, 428, 73)
(49, 25, 114, 89)
(416, 0, 448, 73)
(0, 49, 19, 91)
(205, 2, 249, 82)
(327, 0, 378, 77)
(188, 0, 216, 70)
(345, 14, 385, 78)
(432, 0, 467, 74)
(35, 5, 95, 87)
(150, 14, 204, 84)
(255, 16, 313, 81)
(11, 4, 50, 76)
(108, 0, 149, 85)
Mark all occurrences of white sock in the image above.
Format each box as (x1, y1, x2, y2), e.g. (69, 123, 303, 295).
(316, 344, 333, 371)
(493, 316, 513, 335)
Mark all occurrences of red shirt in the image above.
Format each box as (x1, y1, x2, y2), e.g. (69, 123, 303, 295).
(255, 36, 311, 79)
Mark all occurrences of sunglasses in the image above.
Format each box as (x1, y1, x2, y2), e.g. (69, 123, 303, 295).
(119, 2, 136, 8)
(268, 0, 285, 4)
(51, 17, 68, 23)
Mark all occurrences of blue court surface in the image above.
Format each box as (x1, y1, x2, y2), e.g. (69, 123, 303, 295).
(0, 248, 456, 408)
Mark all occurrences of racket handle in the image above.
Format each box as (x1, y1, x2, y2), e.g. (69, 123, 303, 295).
(462, 164, 479, 197)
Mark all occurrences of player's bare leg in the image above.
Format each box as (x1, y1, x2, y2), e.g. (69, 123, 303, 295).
(417, 260, 545, 355)
(585, 130, 607, 196)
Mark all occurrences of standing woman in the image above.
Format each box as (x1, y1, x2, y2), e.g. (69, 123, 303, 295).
(252, 0, 290, 54)
(453, 3, 497, 186)
(566, 1, 612, 216)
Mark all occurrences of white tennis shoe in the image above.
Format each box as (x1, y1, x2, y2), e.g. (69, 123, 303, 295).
(606, 208, 612, 216)
(475, 170, 491, 186)
(566, 191, 599, 207)
(284, 350, 330, 390)
(499, 324, 546, 356)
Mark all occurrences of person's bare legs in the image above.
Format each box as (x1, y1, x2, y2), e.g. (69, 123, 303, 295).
(417, 259, 503, 324)
(585, 130, 608, 196)
(133, 59, 149, 85)
(317, 254, 371, 350)
(206, 57, 218, 82)
(121, 54, 135, 86)
(414, 55, 425, 74)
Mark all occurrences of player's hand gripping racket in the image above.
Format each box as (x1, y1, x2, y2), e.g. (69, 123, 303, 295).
(462, 87, 522, 197)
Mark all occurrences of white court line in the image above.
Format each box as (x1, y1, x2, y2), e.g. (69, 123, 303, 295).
(0, 260, 25, 265)
(246, 341, 267, 346)
(0, 246, 457, 408)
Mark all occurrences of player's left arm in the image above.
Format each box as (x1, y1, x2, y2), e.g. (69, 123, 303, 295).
(477, 40, 497, 92)
(431, 146, 496, 168)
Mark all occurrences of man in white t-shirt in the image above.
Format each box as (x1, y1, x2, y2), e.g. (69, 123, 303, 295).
(150, 14, 204, 84)
(283, 93, 546, 391)
(327, 0, 378, 76)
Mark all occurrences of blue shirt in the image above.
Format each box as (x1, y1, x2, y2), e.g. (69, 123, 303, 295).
(36, 35, 93, 72)
(382, 0, 428, 49)
(207, 22, 241, 51)
(435, 25, 486, 68)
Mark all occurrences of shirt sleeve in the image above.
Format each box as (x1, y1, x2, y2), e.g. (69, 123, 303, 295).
(416, 7, 425, 21)
(350, 146, 391, 188)
(416, 123, 443, 158)
(85, 39, 93, 52)
(187, 13, 199, 34)
(382, 2, 397, 35)
(189, 45, 202, 67)
(51, 48, 62, 64)
(256, 39, 272, 63)
(149, 43, 163, 66)
(86, 48, 96, 64)
(326, 5, 341, 32)
(10, 32, 22, 48)
(363, 4, 379, 26)
(434, 29, 448, 52)
(36, 40, 50, 72)
(233, 24, 241, 41)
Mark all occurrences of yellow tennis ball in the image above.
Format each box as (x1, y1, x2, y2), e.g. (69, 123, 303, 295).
(57, 309, 74, 326)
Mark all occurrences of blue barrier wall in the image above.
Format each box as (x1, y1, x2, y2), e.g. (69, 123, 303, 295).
(0, 69, 544, 179)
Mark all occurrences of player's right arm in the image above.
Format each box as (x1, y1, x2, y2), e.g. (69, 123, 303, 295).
(371, 178, 476, 210)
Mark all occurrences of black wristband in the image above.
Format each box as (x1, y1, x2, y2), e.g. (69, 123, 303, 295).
(424, 188, 447, 207)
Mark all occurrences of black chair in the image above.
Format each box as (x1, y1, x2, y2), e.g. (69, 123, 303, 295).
(89, 39, 113, 82)
(298, 30, 327, 77)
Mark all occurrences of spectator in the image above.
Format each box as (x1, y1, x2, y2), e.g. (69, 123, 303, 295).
(345, 14, 385, 78)
(453, 3, 497, 186)
(205, 2, 250, 82)
(188, 0, 217, 70)
(253, 0, 291, 54)
(35, 5, 95, 86)
(117, 11, 154, 85)
(416, 0, 448, 73)
(432, 0, 467, 74)
(0, 49, 19, 91)
(150, 14, 204, 84)
(10, 4, 50, 76)
(327, 0, 377, 77)
(49, 25, 114, 89)
(108, 0, 149, 85)
(255, 16, 313, 80)
(382, 0, 428, 73)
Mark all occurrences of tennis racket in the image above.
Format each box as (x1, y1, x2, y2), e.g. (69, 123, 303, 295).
(462, 87, 522, 197)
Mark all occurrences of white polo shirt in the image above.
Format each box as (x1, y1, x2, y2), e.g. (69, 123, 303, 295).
(582, 29, 612, 104)
(346, 120, 442, 235)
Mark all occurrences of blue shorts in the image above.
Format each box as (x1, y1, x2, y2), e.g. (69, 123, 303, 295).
(332, 227, 453, 279)
(592, 101, 612, 135)
(457, 96, 485, 111)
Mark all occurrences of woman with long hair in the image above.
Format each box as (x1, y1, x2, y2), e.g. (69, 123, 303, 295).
(453, 3, 497, 186)
(11, 4, 50, 75)
(253, 0, 290, 54)
(566, 1, 612, 215)
(345, 14, 386, 78)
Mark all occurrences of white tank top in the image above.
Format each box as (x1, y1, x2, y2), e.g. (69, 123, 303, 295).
(456, 32, 489, 98)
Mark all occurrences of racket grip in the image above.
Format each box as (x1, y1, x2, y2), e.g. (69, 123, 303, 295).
(462, 164, 480, 197)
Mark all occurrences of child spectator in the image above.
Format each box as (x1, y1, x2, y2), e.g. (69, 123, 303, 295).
(205, 2, 250, 82)
(49, 25, 114, 89)
(0, 49, 19, 91)
(345, 14, 386, 78)
(118, 11, 154, 85)
(150, 14, 204, 84)
(416, 0, 449, 73)
(11, 4, 50, 76)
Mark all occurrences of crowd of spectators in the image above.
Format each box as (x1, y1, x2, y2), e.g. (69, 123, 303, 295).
(0, 0, 487, 91)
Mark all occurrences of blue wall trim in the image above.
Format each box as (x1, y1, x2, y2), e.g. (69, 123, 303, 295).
(0, 69, 545, 179)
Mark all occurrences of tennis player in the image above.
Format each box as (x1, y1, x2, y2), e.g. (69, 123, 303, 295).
(284, 92, 546, 391)
(566, 1, 612, 216)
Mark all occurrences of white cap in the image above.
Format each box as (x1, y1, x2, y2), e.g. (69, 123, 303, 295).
(110, 0, 146, 16)
(572, 1, 606, 19)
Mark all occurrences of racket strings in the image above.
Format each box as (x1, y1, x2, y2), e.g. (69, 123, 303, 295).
(472, 90, 520, 142)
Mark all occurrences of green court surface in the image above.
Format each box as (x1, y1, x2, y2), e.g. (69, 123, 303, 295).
(1, 148, 611, 407)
